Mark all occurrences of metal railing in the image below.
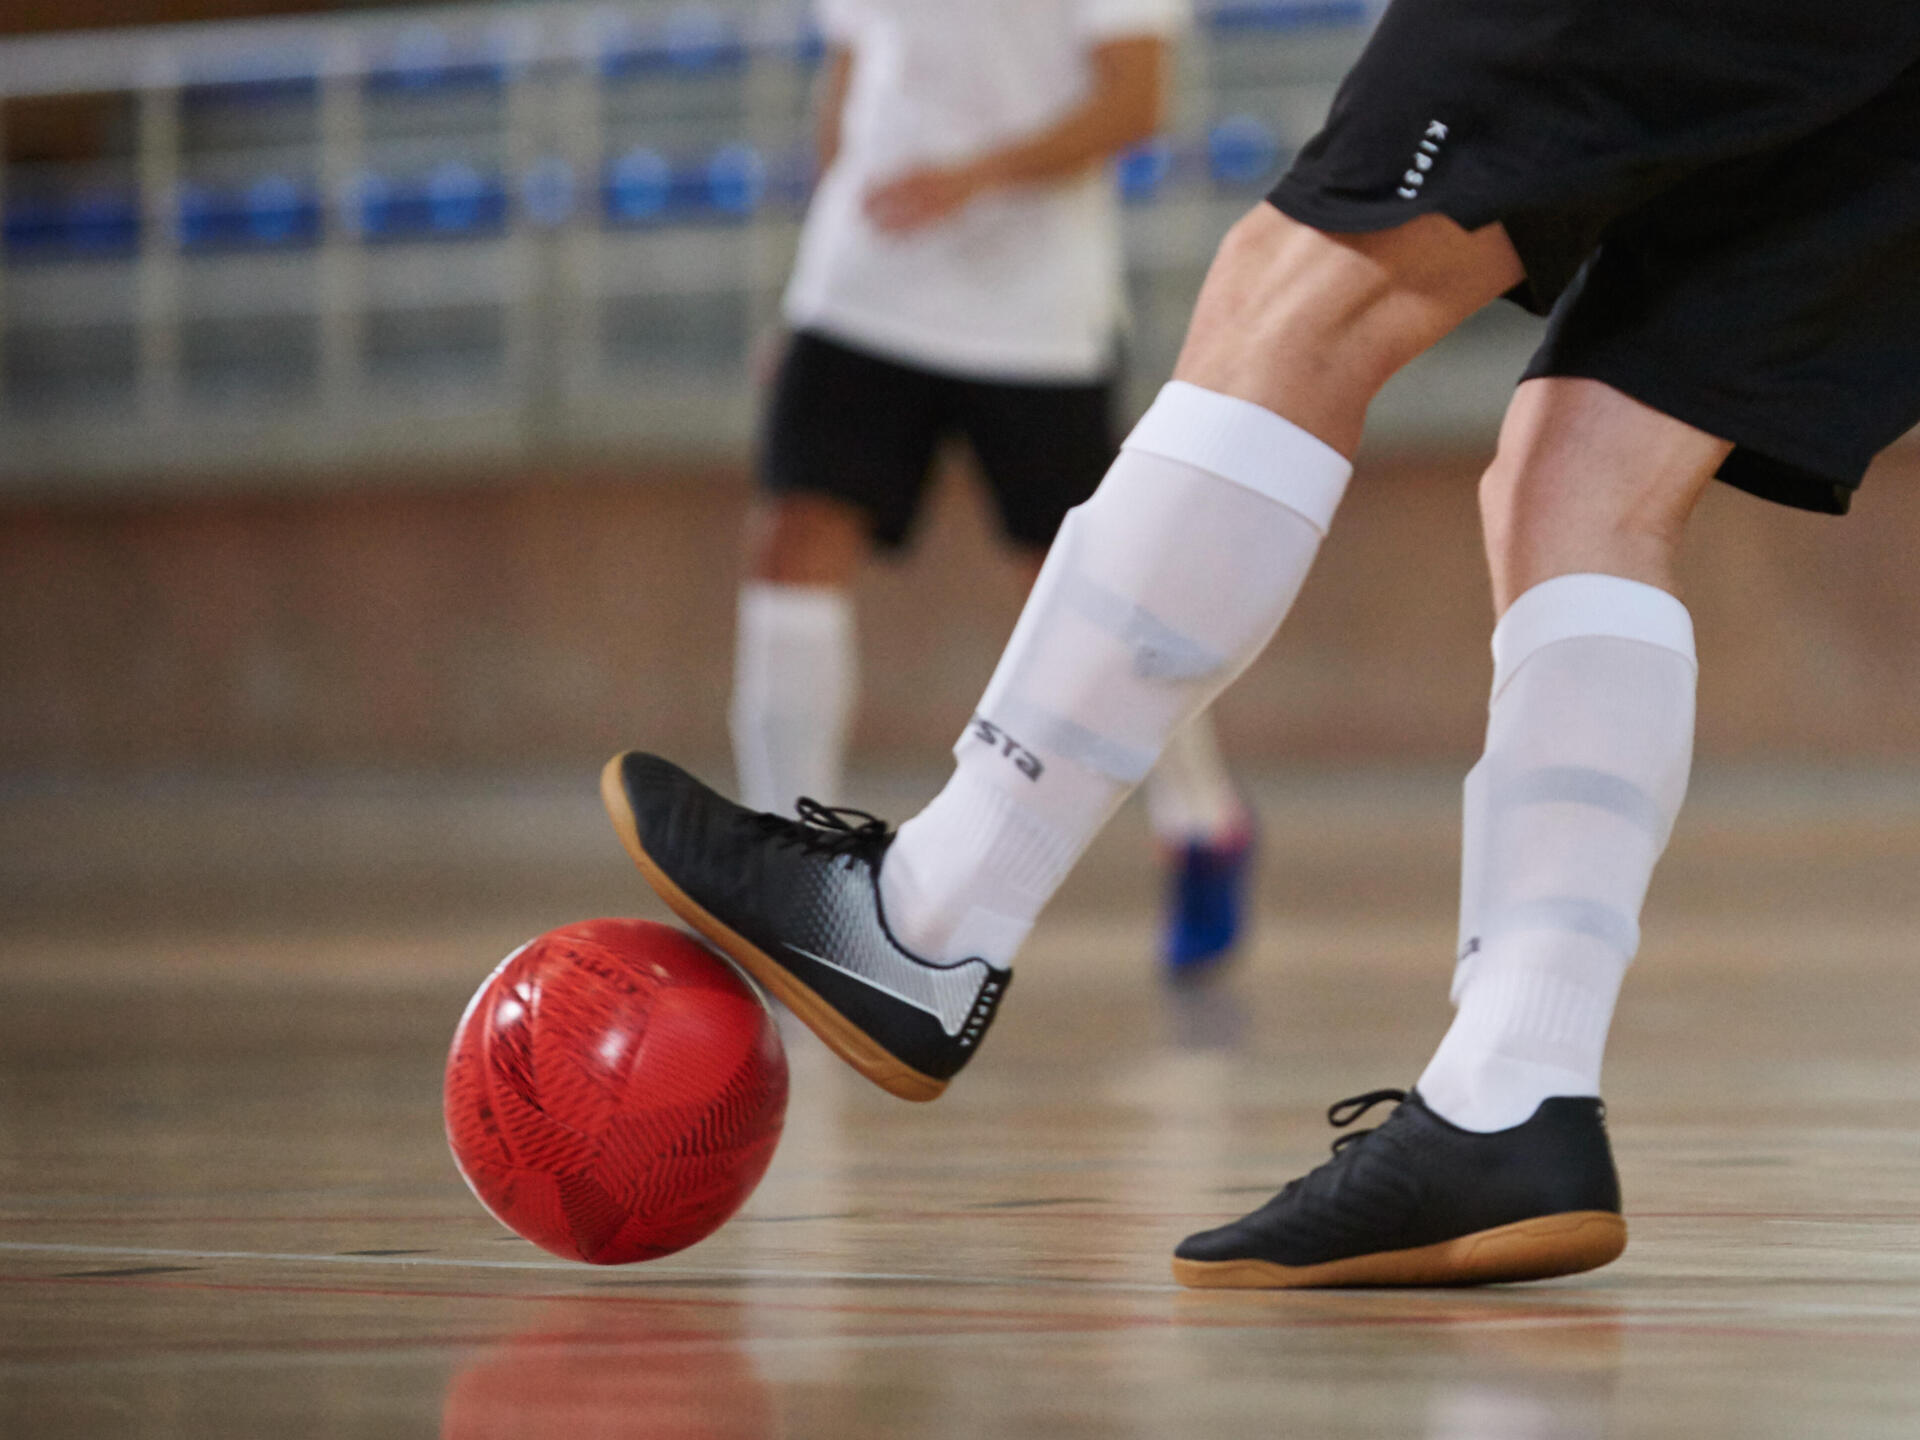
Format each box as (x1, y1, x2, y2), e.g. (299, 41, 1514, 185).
(0, 0, 1456, 494)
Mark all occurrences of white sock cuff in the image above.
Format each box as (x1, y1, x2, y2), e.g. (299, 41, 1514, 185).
(1121, 380, 1352, 536)
(739, 580, 853, 631)
(1492, 574, 1696, 700)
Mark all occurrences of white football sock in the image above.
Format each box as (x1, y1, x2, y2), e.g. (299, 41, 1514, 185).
(1145, 711, 1244, 844)
(880, 381, 1351, 966)
(1418, 574, 1697, 1132)
(729, 581, 856, 815)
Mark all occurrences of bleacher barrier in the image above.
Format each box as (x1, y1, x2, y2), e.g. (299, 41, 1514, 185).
(0, 0, 1447, 492)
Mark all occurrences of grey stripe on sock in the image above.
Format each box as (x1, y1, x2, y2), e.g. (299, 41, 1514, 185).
(1483, 896, 1640, 957)
(988, 696, 1157, 786)
(1499, 765, 1665, 834)
(1058, 570, 1225, 682)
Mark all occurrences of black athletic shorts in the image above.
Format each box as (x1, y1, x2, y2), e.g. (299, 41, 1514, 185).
(1268, 0, 1920, 514)
(760, 330, 1116, 550)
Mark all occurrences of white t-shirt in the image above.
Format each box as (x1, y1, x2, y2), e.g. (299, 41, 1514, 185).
(783, 0, 1187, 382)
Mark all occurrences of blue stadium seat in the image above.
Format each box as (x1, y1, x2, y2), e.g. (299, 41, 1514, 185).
(705, 144, 765, 218)
(175, 183, 220, 247)
(244, 175, 320, 244)
(351, 165, 507, 240)
(181, 70, 320, 110)
(366, 24, 504, 93)
(604, 144, 772, 226)
(1117, 137, 1174, 202)
(1205, 0, 1369, 32)
(68, 190, 144, 253)
(347, 171, 395, 237)
(3, 190, 143, 258)
(790, 21, 829, 66)
(175, 175, 321, 251)
(602, 6, 747, 77)
(605, 149, 674, 224)
(424, 163, 489, 233)
(2, 198, 71, 258)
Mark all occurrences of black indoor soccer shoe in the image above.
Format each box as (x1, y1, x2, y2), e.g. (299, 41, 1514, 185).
(601, 752, 1010, 1102)
(1173, 1089, 1626, 1288)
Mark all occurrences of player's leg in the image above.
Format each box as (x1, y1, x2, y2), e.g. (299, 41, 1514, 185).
(606, 207, 1521, 1100)
(1416, 377, 1722, 1126)
(878, 207, 1520, 972)
(1174, 41, 1920, 1283)
(968, 368, 1260, 980)
(728, 332, 944, 814)
(731, 494, 864, 815)
(1174, 377, 1725, 1288)
(1147, 714, 1256, 978)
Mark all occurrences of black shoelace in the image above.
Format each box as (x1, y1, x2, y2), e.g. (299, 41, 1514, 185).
(753, 797, 893, 864)
(1326, 1087, 1408, 1154)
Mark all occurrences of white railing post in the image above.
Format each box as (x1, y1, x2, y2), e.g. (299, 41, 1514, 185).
(554, 12, 604, 425)
(741, 11, 789, 349)
(135, 57, 183, 423)
(500, 14, 538, 418)
(316, 30, 365, 416)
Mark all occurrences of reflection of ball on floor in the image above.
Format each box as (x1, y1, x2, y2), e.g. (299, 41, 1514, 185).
(445, 918, 788, 1264)
(438, 1300, 780, 1440)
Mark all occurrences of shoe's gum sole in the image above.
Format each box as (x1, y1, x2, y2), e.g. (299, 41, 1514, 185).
(1171, 1211, 1627, 1289)
(600, 757, 947, 1104)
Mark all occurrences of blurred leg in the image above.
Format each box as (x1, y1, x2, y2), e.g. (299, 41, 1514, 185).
(729, 495, 865, 814)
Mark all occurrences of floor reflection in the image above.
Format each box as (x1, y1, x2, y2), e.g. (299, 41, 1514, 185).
(1423, 1307, 1623, 1440)
(1161, 974, 1252, 1054)
(440, 1299, 781, 1440)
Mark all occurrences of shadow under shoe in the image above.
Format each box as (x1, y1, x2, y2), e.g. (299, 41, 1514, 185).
(601, 752, 1010, 1102)
(1173, 1089, 1625, 1288)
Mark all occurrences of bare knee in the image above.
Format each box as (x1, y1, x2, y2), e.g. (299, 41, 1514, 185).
(1176, 209, 1401, 411)
(746, 493, 870, 586)
(1480, 378, 1731, 613)
(1175, 206, 1523, 455)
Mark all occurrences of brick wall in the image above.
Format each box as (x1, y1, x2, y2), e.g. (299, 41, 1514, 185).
(4, 448, 1918, 773)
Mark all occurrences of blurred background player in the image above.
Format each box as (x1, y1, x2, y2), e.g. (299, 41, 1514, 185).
(728, 0, 1254, 979)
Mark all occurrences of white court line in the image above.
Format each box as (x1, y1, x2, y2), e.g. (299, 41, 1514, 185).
(2, 1319, 1623, 1380)
(0, 1328, 1125, 1379)
(10, 1242, 1920, 1326)
(4, 1305, 1919, 1382)
(0, 1240, 1180, 1294)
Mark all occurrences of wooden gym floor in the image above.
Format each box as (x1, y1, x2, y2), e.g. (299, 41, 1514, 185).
(3, 766, 1919, 1437)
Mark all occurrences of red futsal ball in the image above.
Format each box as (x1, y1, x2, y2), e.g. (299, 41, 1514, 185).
(445, 918, 788, 1264)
